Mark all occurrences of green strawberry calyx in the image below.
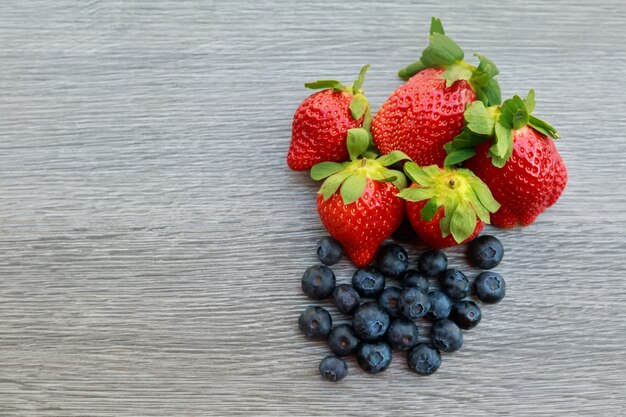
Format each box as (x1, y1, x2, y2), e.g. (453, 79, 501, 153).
(444, 90, 559, 168)
(311, 128, 410, 205)
(397, 162, 500, 243)
(397, 17, 501, 107)
(304, 64, 373, 129)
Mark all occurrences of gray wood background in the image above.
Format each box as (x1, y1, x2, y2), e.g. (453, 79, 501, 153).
(1, 0, 625, 415)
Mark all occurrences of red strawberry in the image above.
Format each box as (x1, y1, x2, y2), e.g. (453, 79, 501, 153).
(445, 90, 567, 228)
(406, 198, 484, 248)
(372, 17, 501, 166)
(372, 67, 475, 166)
(312, 129, 410, 266)
(398, 163, 500, 249)
(287, 65, 371, 171)
(318, 179, 404, 266)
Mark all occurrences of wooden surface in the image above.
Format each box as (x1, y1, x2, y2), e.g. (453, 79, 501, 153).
(1, 0, 626, 415)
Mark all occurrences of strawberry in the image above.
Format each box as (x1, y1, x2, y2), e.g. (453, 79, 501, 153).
(445, 90, 567, 228)
(287, 65, 372, 171)
(372, 18, 501, 166)
(398, 163, 500, 249)
(312, 129, 410, 266)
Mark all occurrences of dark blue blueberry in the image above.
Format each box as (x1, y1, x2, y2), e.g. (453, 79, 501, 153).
(378, 286, 403, 318)
(439, 269, 470, 301)
(418, 250, 448, 277)
(352, 267, 385, 298)
(451, 300, 482, 330)
(474, 271, 506, 304)
(298, 306, 332, 340)
(407, 344, 441, 375)
(357, 342, 392, 374)
(392, 216, 418, 243)
(319, 355, 348, 382)
(333, 284, 361, 314)
(386, 319, 420, 351)
(430, 319, 463, 352)
(399, 287, 431, 320)
(301, 265, 336, 300)
(316, 236, 343, 266)
(376, 244, 409, 278)
(428, 291, 453, 320)
(328, 324, 360, 356)
(403, 269, 429, 293)
(467, 235, 504, 269)
(352, 302, 390, 341)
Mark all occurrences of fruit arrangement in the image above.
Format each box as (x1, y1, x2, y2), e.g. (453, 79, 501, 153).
(287, 18, 566, 381)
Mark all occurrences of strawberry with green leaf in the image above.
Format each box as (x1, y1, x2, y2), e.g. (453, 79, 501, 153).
(287, 65, 372, 171)
(445, 90, 567, 228)
(398, 162, 500, 249)
(371, 18, 501, 167)
(313, 128, 410, 267)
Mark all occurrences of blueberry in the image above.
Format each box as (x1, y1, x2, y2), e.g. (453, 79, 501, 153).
(298, 306, 332, 340)
(403, 269, 429, 293)
(451, 300, 482, 330)
(352, 267, 385, 298)
(316, 236, 343, 266)
(333, 284, 361, 314)
(428, 291, 453, 320)
(328, 324, 360, 356)
(319, 355, 348, 382)
(407, 344, 441, 375)
(467, 235, 504, 269)
(392, 216, 418, 243)
(474, 271, 506, 304)
(301, 265, 336, 300)
(376, 244, 409, 278)
(430, 319, 463, 352)
(357, 342, 392, 374)
(418, 250, 448, 277)
(439, 269, 470, 301)
(352, 302, 390, 341)
(378, 286, 403, 318)
(399, 287, 431, 320)
(386, 319, 420, 351)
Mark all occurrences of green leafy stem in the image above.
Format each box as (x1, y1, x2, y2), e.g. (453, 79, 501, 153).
(397, 162, 500, 243)
(397, 17, 501, 107)
(444, 90, 559, 168)
(311, 128, 411, 205)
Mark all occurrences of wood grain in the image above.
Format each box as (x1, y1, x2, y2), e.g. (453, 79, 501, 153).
(1, 0, 626, 415)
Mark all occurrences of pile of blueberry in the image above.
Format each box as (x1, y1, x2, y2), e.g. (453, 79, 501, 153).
(298, 235, 505, 382)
